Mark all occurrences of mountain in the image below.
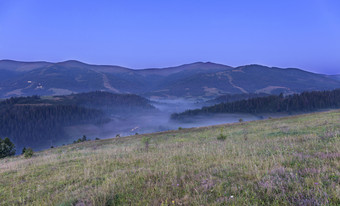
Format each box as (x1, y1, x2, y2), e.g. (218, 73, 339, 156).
(1, 60, 340, 99)
(0, 60, 53, 72)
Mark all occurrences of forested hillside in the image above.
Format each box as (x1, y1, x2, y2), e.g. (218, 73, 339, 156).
(0, 91, 156, 152)
(55, 91, 155, 113)
(0, 104, 106, 151)
(205, 93, 270, 105)
(172, 89, 340, 120)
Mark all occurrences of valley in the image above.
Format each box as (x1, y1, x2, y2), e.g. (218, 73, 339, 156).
(1, 87, 340, 154)
(0, 90, 313, 153)
(2, 1, 340, 205)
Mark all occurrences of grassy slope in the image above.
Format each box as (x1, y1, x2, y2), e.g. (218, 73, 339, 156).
(0, 110, 340, 205)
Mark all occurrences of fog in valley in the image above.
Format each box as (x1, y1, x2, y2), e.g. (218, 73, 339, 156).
(63, 98, 287, 143)
(3, 91, 327, 153)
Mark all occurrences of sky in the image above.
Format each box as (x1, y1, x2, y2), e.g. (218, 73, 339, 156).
(0, 0, 339, 74)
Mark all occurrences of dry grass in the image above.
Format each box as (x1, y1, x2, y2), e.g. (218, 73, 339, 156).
(0, 110, 340, 205)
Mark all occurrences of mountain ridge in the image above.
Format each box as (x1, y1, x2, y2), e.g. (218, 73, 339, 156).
(0, 60, 339, 99)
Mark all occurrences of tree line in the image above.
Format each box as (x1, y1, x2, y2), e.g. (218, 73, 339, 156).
(0, 103, 107, 152)
(207, 93, 269, 104)
(171, 89, 340, 120)
(59, 91, 156, 114)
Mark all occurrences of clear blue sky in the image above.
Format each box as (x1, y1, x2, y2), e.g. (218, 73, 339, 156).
(0, 0, 339, 74)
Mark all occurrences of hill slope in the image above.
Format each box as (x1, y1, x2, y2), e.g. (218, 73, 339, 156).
(1, 110, 339, 205)
(1, 60, 340, 98)
(328, 74, 340, 81)
(0, 91, 156, 152)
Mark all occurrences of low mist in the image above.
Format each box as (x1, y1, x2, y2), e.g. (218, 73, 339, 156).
(62, 98, 289, 143)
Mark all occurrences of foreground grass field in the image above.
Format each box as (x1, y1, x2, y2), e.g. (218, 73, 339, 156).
(1, 110, 340, 205)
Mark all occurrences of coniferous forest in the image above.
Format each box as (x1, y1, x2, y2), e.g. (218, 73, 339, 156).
(0, 103, 106, 151)
(0, 91, 156, 152)
(206, 93, 270, 105)
(171, 89, 340, 120)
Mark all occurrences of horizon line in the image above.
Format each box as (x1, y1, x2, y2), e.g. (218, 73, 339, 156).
(0, 59, 338, 75)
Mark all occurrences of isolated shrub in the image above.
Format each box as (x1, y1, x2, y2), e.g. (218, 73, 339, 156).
(24, 148, 34, 158)
(217, 133, 227, 141)
(95, 137, 100, 140)
(178, 127, 183, 130)
(73, 135, 89, 144)
(239, 118, 244, 122)
(217, 128, 227, 141)
(0, 137, 16, 158)
(116, 134, 120, 138)
(81, 135, 87, 142)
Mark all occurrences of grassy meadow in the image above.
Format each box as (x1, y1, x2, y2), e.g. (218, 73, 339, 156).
(0, 110, 340, 205)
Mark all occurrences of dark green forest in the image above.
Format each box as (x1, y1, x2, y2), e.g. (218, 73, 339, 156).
(206, 93, 270, 105)
(56, 91, 155, 113)
(171, 89, 340, 120)
(0, 91, 156, 152)
(0, 104, 106, 152)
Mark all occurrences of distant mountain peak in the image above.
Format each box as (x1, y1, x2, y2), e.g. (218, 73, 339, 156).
(185, 61, 232, 68)
(236, 64, 269, 69)
(56, 60, 89, 67)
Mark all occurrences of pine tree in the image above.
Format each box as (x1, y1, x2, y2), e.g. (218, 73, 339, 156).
(22, 147, 27, 155)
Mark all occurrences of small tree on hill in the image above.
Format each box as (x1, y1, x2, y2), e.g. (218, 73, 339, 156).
(82, 135, 87, 142)
(73, 135, 90, 144)
(22, 147, 27, 155)
(23, 148, 34, 158)
(0, 137, 16, 158)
